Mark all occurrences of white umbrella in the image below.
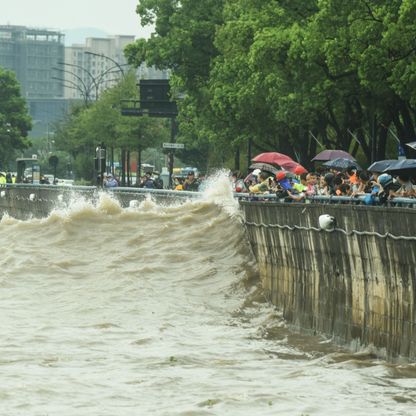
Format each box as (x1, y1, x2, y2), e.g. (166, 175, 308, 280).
(405, 141, 416, 150)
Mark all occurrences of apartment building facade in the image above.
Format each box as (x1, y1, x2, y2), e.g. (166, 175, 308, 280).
(0, 25, 68, 137)
(64, 36, 168, 101)
(0, 25, 169, 137)
(63, 36, 134, 101)
(0, 25, 65, 98)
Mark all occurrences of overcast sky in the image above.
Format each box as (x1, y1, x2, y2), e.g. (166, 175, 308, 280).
(2, 0, 152, 38)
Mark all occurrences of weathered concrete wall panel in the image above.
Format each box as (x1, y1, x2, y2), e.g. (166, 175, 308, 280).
(241, 201, 416, 361)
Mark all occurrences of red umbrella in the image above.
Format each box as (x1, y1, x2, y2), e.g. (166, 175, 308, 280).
(312, 149, 355, 162)
(252, 152, 294, 165)
(279, 160, 308, 175)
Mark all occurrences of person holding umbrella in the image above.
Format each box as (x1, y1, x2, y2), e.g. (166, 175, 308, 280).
(382, 159, 416, 198)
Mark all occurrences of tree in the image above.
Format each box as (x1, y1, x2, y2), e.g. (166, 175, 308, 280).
(126, 0, 416, 171)
(0, 67, 32, 168)
(125, 0, 225, 169)
(53, 71, 170, 182)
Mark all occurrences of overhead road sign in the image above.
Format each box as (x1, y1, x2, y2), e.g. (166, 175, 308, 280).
(163, 143, 184, 149)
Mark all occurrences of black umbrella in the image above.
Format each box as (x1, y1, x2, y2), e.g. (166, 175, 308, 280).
(249, 162, 280, 175)
(322, 157, 361, 170)
(384, 159, 416, 174)
(367, 159, 397, 173)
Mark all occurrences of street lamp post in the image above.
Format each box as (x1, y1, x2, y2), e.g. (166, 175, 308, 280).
(52, 66, 93, 104)
(57, 61, 100, 100)
(52, 76, 91, 105)
(84, 51, 128, 181)
(84, 51, 126, 76)
(95, 144, 106, 187)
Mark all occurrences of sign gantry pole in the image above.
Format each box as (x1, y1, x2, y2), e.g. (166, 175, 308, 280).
(120, 79, 180, 189)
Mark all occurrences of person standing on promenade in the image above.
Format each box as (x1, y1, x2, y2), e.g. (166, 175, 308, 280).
(183, 171, 200, 191)
(0, 172, 6, 186)
(103, 173, 118, 188)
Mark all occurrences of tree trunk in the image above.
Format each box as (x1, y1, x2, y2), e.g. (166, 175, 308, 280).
(398, 100, 416, 142)
(127, 150, 131, 186)
(137, 146, 142, 186)
(121, 148, 126, 186)
(111, 146, 114, 175)
(234, 147, 240, 172)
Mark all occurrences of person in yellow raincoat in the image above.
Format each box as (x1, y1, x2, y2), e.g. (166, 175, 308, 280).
(249, 171, 274, 193)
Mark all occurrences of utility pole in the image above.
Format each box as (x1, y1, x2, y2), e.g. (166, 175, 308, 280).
(95, 144, 106, 187)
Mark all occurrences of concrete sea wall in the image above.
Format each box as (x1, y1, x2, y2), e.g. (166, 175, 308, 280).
(241, 201, 416, 361)
(0, 185, 197, 220)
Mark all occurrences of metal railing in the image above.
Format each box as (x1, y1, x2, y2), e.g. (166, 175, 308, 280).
(2, 184, 415, 208)
(234, 192, 416, 208)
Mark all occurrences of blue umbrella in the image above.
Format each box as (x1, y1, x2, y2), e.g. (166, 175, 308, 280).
(384, 159, 416, 173)
(323, 157, 361, 170)
(367, 159, 397, 173)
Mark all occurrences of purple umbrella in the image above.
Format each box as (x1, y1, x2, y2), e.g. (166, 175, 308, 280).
(312, 149, 356, 162)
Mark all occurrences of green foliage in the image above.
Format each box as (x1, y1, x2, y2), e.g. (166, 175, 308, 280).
(126, 0, 416, 171)
(53, 71, 170, 181)
(129, 0, 223, 92)
(23, 134, 72, 178)
(126, 0, 226, 169)
(0, 67, 32, 168)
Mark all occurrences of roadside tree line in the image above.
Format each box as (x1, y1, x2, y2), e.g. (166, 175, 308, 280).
(53, 71, 170, 184)
(0, 67, 31, 169)
(125, 0, 416, 170)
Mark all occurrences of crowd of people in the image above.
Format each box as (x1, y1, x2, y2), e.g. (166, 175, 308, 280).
(100, 170, 203, 192)
(0, 172, 16, 184)
(173, 171, 202, 191)
(231, 165, 416, 204)
(99, 171, 164, 189)
(5, 162, 414, 203)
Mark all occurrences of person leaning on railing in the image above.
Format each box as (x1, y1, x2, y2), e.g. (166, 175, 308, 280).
(351, 171, 371, 196)
(390, 174, 416, 198)
(249, 171, 274, 193)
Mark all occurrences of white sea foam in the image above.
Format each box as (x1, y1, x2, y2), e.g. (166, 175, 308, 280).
(197, 169, 242, 218)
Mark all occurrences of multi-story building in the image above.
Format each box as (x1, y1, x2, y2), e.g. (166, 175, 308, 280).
(0, 25, 69, 137)
(63, 35, 134, 101)
(0, 25, 169, 137)
(0, 25, 65, 98)
(64, 36, 169, 101)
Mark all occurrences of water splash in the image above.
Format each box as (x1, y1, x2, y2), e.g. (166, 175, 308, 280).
(198, 169, 242, 218)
